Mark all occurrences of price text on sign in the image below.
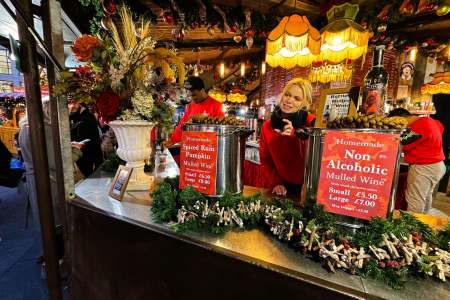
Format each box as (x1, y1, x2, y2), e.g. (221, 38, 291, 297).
(317, 131, 399, 220)
(179, 131, 218, 195)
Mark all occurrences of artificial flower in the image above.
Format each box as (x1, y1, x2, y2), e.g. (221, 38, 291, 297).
(71, 34, 101, 62)
(96, 90, 120, 121)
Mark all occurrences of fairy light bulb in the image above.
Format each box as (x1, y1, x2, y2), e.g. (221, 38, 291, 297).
(240, 62, 245, 77)
(194, 65, 199, 77)
(261, 61, 266, 75)
(219, 62, 225, 78)
(410, 48, 417, 62)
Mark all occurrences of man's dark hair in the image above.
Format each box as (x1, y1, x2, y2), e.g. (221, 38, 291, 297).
(388, 108, 412, 117)
(185, 76, 205, 91)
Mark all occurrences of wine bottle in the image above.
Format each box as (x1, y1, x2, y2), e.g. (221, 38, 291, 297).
(361, 45, 389, 115)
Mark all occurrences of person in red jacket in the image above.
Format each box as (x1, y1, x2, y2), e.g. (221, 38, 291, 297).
(389, 108, 446, 213)
(259, 78, 314, 196)
(166, 76, 224, 146)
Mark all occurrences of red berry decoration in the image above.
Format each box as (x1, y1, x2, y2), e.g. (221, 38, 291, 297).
(379, 261, 386, 268)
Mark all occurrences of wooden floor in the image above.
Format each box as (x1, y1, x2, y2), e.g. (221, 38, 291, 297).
(433, 192, 450, 217)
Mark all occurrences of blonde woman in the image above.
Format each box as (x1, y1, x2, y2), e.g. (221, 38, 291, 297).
(259, 78, 315, 196)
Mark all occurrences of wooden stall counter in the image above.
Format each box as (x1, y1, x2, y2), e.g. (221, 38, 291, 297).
(71, 156, 450, 300)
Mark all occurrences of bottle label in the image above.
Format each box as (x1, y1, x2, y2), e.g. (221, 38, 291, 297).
(361, 83, 386, 115)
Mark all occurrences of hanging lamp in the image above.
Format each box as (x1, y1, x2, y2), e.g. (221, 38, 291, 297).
(265, 14, 321, 68)
(421, 72, 450, 95)
(320, 3, 369, 63)
(309, 60, 353, 84)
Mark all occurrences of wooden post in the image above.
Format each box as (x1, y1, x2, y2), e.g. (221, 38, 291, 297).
(15, 0, 63, 299)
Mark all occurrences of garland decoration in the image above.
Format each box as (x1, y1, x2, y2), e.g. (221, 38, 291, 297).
(151, 178, 450, 289)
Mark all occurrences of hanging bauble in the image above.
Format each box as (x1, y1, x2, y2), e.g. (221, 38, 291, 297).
(399, 0, 415, 15)
(191, 21, 199, 29)
(233, 35, 242, 43)
(162, 11, 174, 25)
(171, 28, 177, 41)
(416, 0, 438, 14)
(101, 17, 113, 31)
(245, 30, 255, 38)
(207, 26, 215, 36)
(377, 4, 392, 22)
(387, 41, 394, 50)
(360, 19, 368, 29)
(436, 0, 450, 15)
(228, 25, 238, 33)
(377, 23, 387, 32)
(246, 36, 254, 48)
(102, 0, 117, 16)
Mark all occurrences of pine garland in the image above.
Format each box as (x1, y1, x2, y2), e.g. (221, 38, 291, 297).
(150, 181, 450, 289)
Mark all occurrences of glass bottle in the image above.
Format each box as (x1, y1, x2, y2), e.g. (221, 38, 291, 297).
(361, 45, 389, 115)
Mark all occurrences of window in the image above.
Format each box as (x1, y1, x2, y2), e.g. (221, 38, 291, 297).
(0, 49, 12, 74)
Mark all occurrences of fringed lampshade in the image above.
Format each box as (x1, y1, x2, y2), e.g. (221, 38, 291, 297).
(421, 72, 450, 94)
(320, 3, 369, 63)
(309, 60, 353, 84)
(266, 14, 321, 68)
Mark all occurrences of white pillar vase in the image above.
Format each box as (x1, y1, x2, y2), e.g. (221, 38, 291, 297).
(109, 120, 154, 191)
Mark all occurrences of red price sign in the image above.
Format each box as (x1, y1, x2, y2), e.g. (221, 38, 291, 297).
(317, 131, 399, 220)
(179, 131, 218, 195)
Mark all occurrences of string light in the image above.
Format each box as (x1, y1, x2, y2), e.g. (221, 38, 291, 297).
(220, 62, 225, 78)
(261, 61, 266, 75)
(240, 62, 245, 77)
(410, 48, 417, 62)
(194, 65, 199, 77)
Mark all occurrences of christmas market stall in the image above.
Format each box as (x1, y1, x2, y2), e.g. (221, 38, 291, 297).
(68, 1, 450, 299)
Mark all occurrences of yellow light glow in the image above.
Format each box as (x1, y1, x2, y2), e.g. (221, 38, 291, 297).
(332, 36, 343, 45)
(240, 62, 245, 77)
(194, 65, 199, 77)
(265, 14, 321, 68)
(219, 62, 225, 78)
(261, 61, 266, 75)
(319, 3, 369, 63)
(410, 48, 417, 62)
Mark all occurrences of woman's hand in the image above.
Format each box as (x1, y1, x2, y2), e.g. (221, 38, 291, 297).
(272, 184, 287, 196)
(274, 119, 293, 136)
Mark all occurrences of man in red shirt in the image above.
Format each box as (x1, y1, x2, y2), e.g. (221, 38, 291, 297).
(166, 76, 224, 146)
(389, 108, 446, 213)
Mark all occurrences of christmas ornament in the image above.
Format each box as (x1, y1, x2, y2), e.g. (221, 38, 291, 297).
(416, 0, 438, 14)
(399, 0, 415, 15)
(100, 17, 113, 31)
(244, 8, 252, 29)
(246, 36, 254, 48)
(436, 0, 450, 16)
(162, 11, 173, 25)
(102, 0, 117, 16)
(233, 35, 242, 43)
(191, 21, 199, 29)
(377, 23, 387, 32)
(377, 4, 392, 23)
(229, 24, 238, 33)
(207, 26, 215, 36)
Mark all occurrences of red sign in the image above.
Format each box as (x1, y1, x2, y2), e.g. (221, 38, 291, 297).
(317, 131, 399, 220)
(179, 131, 218, 195)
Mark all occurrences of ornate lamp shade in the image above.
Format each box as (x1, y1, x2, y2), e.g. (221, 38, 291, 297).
(309, 60, 353, 84)
(265, 14, 321, 68)
(320, 3, 369, 63)
(421, 72, 450, 94)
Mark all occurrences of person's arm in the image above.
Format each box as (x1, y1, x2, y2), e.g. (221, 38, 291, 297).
(259, 124, 284, 190)
(170, 104, 192, 144)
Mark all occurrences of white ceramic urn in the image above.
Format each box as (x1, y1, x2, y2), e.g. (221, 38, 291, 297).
(109, 120, 154, 191)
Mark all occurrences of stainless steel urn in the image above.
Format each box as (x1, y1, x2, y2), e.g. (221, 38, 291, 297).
(183, 124, 250, 197)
